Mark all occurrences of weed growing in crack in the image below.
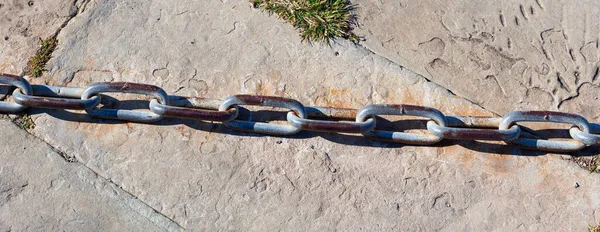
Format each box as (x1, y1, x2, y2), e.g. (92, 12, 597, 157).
(590, 221, 600, 232)
(570, 155, 600, 173)
(26, 37, 58, 77)
(13, 114, 35, 130)
(251, 0, 360, 44)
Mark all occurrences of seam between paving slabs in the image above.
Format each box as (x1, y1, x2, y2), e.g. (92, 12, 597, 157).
(356, 43, 599, 171)
(355, 43, 503, 116)
(12, 0, 185, 229)
(6, 120, 185, 231)
(24, 0, 91, 77)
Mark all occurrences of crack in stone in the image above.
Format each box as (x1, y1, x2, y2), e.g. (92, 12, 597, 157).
(355, 43, 502, 116)
(52, 0, 90, 39)
(8, 120, 185, 231)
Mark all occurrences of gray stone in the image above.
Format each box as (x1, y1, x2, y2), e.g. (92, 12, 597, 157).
(0, 0, 80, 74)
(0, 119, 180, 231)
(16, 0, 599, 230)
(353, 0, 600, 116)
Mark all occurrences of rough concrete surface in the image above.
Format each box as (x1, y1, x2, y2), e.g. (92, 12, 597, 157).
(0, 0, 599, 231)
(0, 119, 180, 231)
(0, 0, 80, 74)
(354, 0, 600, 118)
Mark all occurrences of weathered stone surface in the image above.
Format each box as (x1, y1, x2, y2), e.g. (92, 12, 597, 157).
(0, 120, 181, 231)
(354, 0, 600, 117)
(15, 0, 599, 230)
(0, 0, 81, 74)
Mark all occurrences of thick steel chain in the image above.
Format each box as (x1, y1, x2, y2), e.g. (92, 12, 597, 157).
(2, 73, 600, 153)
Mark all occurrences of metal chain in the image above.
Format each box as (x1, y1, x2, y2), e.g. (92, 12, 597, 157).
(2, 73, 600, 153)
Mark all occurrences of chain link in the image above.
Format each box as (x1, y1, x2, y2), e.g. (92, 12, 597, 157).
(219, 95, 306, 135)
(0, 74, 32, 113)
(81, 82, 169, 123)
(356, 104, 447, 145)
(2, 74, 599, 153)
(499, 111, 589, 152)
(14, 85, 101, 110)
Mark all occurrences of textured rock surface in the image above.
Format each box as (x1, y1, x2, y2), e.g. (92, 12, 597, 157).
(0, 119, 180, 231)
(0, 0, 81, 74)
(354, 0, 600, 117)
(8, 0, 596, 230)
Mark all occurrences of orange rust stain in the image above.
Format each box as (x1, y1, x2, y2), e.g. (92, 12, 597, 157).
(125, 123, 134, 132)
(177, 125, 186, 137)
(257, 71, 284, 96)
(440, 143, 520, 175)
(68, 120, 129, 142)
(461, 107, 494, 117)
(83, 56, 97, 67)
(402, 91, 420, 105)
(327, 89, 352, 108)
(534, 156, 552, 190)
(484, 154, 513, 174)
(459, 150, 477, 166)
(439, 145, 477, 167)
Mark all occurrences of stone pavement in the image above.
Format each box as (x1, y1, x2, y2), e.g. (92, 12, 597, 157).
(0, 119, 179, 231)
(1, 0, 600, 230)
(353, 0, 600, 117)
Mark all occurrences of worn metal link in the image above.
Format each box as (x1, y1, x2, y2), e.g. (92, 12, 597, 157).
(219, 95, 306, 135)
(14, 85, 100, 110)
(0, 74, 32, 113)
(427, 116, 521, 141)
(81, 82, 169, 123)
(3, 73, 600, 153)
(499, 111, 590, 152)
(150, 96, 238, 122)
(287, 113, 375, 133)
(356, 104, 446, 145)
(570, 123, 600, 146)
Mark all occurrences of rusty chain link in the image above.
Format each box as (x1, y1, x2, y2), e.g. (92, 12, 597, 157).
(2, 73, 600, 153)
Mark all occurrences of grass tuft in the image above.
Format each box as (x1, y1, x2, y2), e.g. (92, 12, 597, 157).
(13, 114, 35, 130)
(570, 156, 599, 174)
(251, 0, 360, 44)
(26, 37, 58, 77)
(590, 221, 600, 232)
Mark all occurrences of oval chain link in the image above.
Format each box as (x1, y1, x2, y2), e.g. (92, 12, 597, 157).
(150, 96, 238, 122)
(427, 116, 521, 141)
(0, 74, 32, 113)
(287, 112, 375, 133)
(14, 85, 101, 110)
(219, 95, 307, 135)
(499, 111, 590, 152)
(570, 123, 600, 146)
(356, 104, 446, 145)
(81, 82, 169, 123)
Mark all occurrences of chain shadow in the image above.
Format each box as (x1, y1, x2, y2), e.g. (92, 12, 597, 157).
(24, 100, 600, 156)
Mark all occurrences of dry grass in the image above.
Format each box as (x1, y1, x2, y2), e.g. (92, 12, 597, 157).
(25, 37, 58, 77)
(252, 0, 360, 44)
(13, 114, 35, 130)
(571, 156, 600, 173)
(590, 221, 600, 232)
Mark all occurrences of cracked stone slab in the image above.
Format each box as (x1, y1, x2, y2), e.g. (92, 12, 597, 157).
(21, 0, 600, 230)
(0, 120, 180, 231)
(0, 0, 79, 74)
(353, 0, 600, 117)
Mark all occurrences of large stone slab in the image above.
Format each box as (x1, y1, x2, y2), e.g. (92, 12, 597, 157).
(354, 0, 600, 116)
(0, 0, 80, 74)
(19, 0, 600, 230)
(0, 119, 179, 231)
